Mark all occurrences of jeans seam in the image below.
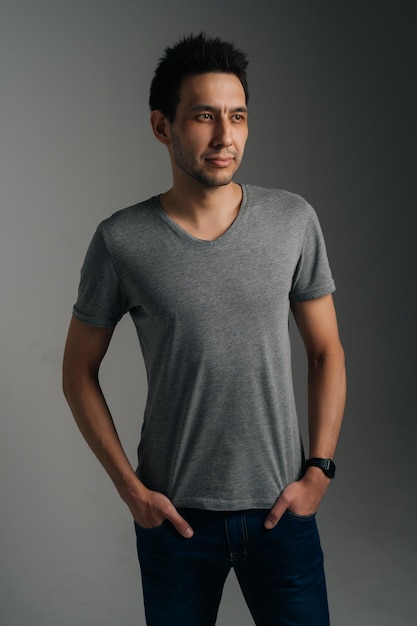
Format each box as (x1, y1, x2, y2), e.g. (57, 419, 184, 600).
(225, 513, 248, 561)
(242, 513, 248, 556)
(224, 513, 233, 561)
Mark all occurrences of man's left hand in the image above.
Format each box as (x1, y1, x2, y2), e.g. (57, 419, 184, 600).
(264, 468, 330, 529)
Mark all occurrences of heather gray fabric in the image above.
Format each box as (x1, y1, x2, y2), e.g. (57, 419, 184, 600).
(73, 185, 335, 509)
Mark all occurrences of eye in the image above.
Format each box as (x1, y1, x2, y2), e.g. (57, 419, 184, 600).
(232, 113, 246, 122)
(197, 113, 214, 121)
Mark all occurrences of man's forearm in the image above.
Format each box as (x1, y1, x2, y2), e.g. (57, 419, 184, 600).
(306, 343, 346, 460)
(62, 316, 193, 536)
(264, 341, 346, 528)
(63, 373, 143, 501)
(63, 374, 194, 536)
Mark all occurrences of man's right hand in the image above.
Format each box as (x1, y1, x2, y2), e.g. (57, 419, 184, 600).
(127, 485, 194, 538)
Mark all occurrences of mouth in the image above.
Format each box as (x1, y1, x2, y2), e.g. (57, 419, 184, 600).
(205, 155, 236, 168)
(208, 159, 232, 168)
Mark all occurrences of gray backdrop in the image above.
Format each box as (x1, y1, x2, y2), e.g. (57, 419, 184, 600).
(1, 1, 416, 624)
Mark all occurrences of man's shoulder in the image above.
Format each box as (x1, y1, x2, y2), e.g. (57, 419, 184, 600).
(100, 196, 157, 229)
(243, 184, 314, 221)
(95, 196, 162, 247)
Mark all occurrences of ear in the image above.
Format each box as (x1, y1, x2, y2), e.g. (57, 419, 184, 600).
(150, 110, 171, 145)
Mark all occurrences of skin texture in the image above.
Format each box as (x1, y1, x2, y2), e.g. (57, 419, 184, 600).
(265, 294, 346, 527)
(63, 72, 346, 537)
(166, 72, 248, 189)
(151, 72, 248, 241)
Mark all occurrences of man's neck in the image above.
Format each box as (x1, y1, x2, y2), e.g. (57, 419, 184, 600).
(159, 182, 243, 241)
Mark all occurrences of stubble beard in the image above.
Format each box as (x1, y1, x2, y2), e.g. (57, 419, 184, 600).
(171, 131, 241, 188)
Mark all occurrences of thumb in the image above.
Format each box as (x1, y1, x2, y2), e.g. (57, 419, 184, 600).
(264, 497, 288, 530)
(167, 510, 194, 538)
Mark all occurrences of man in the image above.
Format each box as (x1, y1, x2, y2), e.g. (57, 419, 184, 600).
(63, 33, 346, 626)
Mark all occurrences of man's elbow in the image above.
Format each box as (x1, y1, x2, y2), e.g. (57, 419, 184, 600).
(309, 340, 345, 370)
(62, 363, 79, 405)
(62, 358, 97, 405)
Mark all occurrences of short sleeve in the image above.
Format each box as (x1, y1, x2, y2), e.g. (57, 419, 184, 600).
(73, 226, 129, 327)
(290, 207, 335, 302)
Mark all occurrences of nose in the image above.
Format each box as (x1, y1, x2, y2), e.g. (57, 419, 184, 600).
(212, 118, 232, 148)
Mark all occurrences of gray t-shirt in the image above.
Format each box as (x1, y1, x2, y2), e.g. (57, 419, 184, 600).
(74, 185, 335, 510)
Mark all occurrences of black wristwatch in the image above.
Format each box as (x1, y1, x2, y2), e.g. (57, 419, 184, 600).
(304, 458, 336, 479)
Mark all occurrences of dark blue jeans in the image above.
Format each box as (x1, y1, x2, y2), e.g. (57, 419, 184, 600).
(135, 508, 329, 626)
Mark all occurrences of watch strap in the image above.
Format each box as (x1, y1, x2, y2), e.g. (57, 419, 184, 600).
(304, 457, 336, 479)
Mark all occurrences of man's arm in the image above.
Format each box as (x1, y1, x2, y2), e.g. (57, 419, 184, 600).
(265, 294, 346, 528)
(62, 315, 193, 537)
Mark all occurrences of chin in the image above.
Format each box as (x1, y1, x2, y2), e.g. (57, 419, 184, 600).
(194, 171, 236, 188)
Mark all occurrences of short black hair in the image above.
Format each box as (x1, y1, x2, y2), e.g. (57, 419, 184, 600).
(149, 33, 249, 121)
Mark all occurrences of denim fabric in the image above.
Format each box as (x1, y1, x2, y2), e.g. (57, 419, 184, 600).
(134, 508, 329, 626)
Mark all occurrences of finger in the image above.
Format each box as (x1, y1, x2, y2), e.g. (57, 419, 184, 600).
(264, 498, 288, 529)
(166, 509, 194, 538)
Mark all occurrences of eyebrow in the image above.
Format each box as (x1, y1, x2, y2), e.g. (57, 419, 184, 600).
(190, 104, 248, 113)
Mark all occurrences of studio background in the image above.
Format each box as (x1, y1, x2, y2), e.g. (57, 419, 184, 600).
(1, 1, 416, 624)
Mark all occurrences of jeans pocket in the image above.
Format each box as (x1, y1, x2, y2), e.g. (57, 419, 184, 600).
(284, 509, 316, 521)
(134, 519, 168, 533)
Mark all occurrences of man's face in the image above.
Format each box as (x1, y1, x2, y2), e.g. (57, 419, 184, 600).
(167, 72, 248, 188)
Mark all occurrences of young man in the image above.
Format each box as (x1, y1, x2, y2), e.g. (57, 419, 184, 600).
(63, 34, 346, 626)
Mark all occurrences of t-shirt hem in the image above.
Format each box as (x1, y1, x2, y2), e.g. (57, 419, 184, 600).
(172, 497, 278, 511)
(290, 282, 335, 303)
(72, 307, 119, 328)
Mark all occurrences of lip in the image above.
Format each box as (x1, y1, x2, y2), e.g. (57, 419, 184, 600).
(206, 158, 234, 167)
